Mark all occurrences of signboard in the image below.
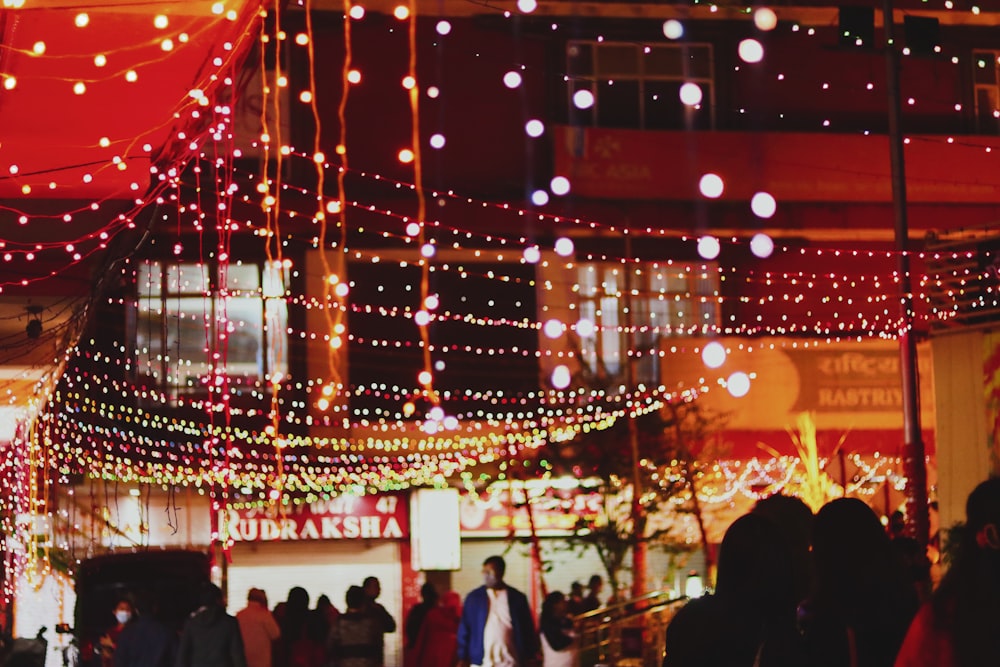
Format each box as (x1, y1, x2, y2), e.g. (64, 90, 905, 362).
(410, 488, 461, 570)
(459, 488, 603, 537)
(787, 349, 906, 412)
(225, 494, 408, 542)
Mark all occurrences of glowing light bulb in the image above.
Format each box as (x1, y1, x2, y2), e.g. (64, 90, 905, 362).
(503, 71, 522, 88)
(427, 86, 440, 98)
(398, 148, 415, 163)
(543, 319, 564, 339)
(347, 69, 362, 84)
(727, 372, 751, 398)
(73, 82, 86, 95)
(551, 365, 572, 389)
(550, 176, 570, 195)
(418, 371, 433, 386)
(154, 14, 169, 29)
(99, 137, 110, 148)
(424, 295, 439, 310)
(576, 318, 595, 337)
(523, 245, 541, 263)
(531, 190, 550, 206)
(349, 4, 365, 19)
(414, 310, 430, 326)
(429, 134, 446, 149)
(295, 33, 309, 45)
(750, 233, 774, 258)
(701, 341, 726, 368)
(573, 89, 595, 109)
(554, 237, 574, 257)
(299, 91, 313, 103)
(94, 54, 107, 67)
(754, 7, 778, 31)
(420, 243, 435, 258)
(525, 119, 545, 137)
(406, 222, 421, 236)
(125, 70, 138, 82)
(402, 75, 416, 89)
(662, 20, 684, 40)
(3, 77, 15, 90)
(699, 173, 724, 198)
(393, 5, 409, 20)
(161, 38, 174, 51)
(738, 39, 764, 63)
(75, 13, 90, 27)
(211, 2, 225, 15)
(436, 20, 451, 35)
(32, 41, 46, 56)
(517, 0, 537, 13)
(751, 192, 777, 218)
(698, 236, 721, 260)
(679, 82, 703, 106)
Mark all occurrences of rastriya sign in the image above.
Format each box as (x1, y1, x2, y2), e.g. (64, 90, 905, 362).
(224, 493, 408, 542)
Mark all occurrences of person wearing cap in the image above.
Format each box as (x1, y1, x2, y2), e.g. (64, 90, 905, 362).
(237, 588, 281, 667)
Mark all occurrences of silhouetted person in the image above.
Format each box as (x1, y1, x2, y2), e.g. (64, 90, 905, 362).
(566, 583, 585, 617)
(405, 583, 438, 650)
(887, 509, 933, 603)
(663, 512, 802, 667)
(274, 587, 323, 667)
(362, 576, 395, 666)
(176, 583, 246, 667)
(114, 591, 174, 667)
(799, 498, 918, 667)
(753, 493, 815, 604)
(580, 575, 603, 613)
(895, 478, 1000, 666)
(327, 585, 382, 667)
(315, 595, 340, 633)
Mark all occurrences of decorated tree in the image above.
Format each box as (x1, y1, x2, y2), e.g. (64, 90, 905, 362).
(539, 395, 724, 598)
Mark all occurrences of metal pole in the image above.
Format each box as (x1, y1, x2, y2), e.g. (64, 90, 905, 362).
(883, 0, 930, 546)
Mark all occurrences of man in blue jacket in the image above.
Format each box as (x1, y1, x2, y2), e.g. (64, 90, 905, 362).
(457, 555, 539, 667)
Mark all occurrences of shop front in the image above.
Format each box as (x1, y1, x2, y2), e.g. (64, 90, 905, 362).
(224, 493, 412, 667)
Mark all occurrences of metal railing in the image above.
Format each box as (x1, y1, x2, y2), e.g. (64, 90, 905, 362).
(572, 590, 686, 667)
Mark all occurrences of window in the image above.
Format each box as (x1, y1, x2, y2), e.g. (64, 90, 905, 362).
(576, 262, 720, 384)
(134, 260, 288, 403)
(567, 40, 714, 130)
(973, 50, 1000, 133)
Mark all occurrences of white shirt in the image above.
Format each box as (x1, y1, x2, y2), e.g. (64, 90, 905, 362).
(477, 587, 516, 667)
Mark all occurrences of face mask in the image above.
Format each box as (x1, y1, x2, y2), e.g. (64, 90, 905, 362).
(483, 573, 499, 589)
(114, 611, 132, 625)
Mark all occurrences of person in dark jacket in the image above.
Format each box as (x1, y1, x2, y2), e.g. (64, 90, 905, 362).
(457, 555, 538, 667)
(176, 583, 247, 667)
(113, 591, 174, 667)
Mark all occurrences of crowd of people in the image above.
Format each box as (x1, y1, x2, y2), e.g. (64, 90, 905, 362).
(89, 560, 592, 667)
(82, 478, 1000, 667)
(91, 576, 397, 667)
(662, 478, 1000, 667)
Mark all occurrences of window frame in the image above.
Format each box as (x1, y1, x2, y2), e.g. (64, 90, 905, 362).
(575, 261, 721, 385)
(133, 258, 289, 404)
(567, 39, 716, 130)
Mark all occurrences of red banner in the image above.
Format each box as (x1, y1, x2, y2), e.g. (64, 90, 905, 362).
(225, 494, 408, 542)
